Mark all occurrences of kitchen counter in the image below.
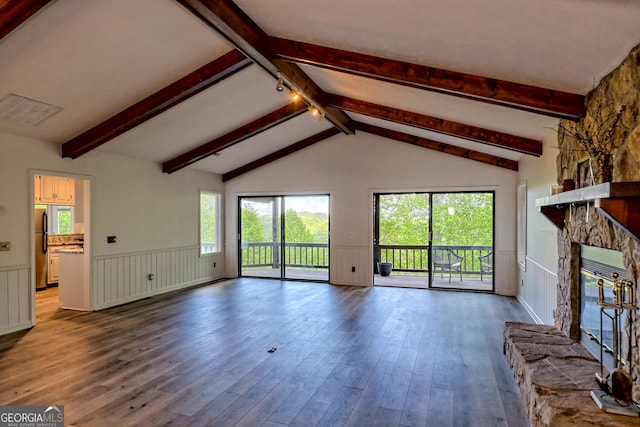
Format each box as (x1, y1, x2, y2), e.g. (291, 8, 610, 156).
(59, 250, 90, 310)
(57, 248, 84, 254)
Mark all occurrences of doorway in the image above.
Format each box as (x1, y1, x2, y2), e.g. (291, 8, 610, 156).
(373, 191, 494, 291)
(32, 171, 92, 322)
(239, 195, 329, 281)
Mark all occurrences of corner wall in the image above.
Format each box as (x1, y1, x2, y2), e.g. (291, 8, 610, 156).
(517, 132, 561, 324)
(224, 131, 519, 294)
(0, 133, 224, 334)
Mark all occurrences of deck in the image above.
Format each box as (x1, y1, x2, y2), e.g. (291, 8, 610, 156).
(242, 267, 493, 292)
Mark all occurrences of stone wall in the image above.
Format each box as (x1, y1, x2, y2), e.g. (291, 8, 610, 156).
(556, 43, 640, 401)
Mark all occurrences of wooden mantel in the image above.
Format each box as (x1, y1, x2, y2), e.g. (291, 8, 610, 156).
(535, 182, 640, 242)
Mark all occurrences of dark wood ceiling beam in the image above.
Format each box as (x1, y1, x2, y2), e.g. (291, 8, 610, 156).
(223, 127, 341, 182)
(174, 0, 355, 134)
(328, 94, 541, 156)
(356, 122, 518, 171)
(163, 102, 307, 174)
(62, 49, 251, 159)
(0, 0, 52, 41)
(269, 37, 585, 120)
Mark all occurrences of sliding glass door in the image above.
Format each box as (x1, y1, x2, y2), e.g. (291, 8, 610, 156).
(431, 192, 494, 291)
(239, 195, 329, 281)
(373, 191, 494, 291)
(240, 197, 281, 278)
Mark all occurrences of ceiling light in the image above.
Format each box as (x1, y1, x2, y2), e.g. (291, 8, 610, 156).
(291, 91, 301, 102)
(309, 106, 319, 117)
(276, 72, 284, 92)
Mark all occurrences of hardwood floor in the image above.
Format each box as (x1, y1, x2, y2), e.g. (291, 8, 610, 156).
(0, 279, 532, 426)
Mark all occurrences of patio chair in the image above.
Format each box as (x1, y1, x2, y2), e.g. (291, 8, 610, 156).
(479, 251, 493, 281)
(432, 248, 464, 282)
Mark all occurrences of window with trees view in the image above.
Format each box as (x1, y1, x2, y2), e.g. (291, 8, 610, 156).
(200, 191, 220, 255)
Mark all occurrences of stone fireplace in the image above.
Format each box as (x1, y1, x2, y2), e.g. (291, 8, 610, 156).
(554, 43, 640, 401)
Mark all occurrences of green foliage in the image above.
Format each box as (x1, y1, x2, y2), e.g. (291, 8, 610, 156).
(379, 194, 430, 244)
(379, 193, 493, 246)
(284, 210, 313, 243)
(58, 210, 71, 234)
(200, 192, 219, 252)
(241, 204, 266, 243)
(432, 193, 493, 246)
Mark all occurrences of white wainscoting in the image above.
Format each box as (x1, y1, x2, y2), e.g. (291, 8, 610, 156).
(93, 246, 222, 310)
(331, 245, 371, 286)
(496, 250, 518, 296)
(517, 256, 557, 325)
(0, 265, 32, 335)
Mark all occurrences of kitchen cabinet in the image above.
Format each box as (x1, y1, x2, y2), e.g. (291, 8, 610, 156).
(48, 250, 60, 284)
(35, 175, 75, 205)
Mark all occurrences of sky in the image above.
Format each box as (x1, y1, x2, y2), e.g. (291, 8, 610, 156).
(244, 195, 329, 215)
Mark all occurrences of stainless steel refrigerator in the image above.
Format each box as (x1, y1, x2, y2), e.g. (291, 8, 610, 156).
(35, 208, 48, 290)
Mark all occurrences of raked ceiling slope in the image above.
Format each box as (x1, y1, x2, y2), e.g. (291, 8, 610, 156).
(1, 0, 640, 178)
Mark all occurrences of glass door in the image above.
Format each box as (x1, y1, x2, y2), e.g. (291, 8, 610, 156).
(373, 193, 430, 288)
(430, 192, 494, 291)
(240, 197, 282, 278)
(282, 196, 329, 281)
(239, 195, 329, 281)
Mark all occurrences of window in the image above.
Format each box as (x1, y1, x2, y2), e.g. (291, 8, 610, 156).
(200, 191, 220, 255)
(48, 205, 74, 234)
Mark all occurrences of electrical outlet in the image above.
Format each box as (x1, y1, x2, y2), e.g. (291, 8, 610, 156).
(0, 241, 10, 251)
(107, 235, 116, 244)
(351, 266, 356, 272)
(148, 273, 155, 280)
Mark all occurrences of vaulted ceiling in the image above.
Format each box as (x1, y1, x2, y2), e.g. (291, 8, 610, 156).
(2, 0, 640, 180)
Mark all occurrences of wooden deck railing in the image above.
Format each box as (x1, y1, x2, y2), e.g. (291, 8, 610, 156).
(378, 244, 492, 274)
(242, 242, 329, 269)
(241, 242, 493, 275)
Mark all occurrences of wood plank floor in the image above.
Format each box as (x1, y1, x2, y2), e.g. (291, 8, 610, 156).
(0, 279, 532, 426)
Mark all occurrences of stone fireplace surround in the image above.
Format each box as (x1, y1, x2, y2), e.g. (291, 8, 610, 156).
(506, 43, 640, 425)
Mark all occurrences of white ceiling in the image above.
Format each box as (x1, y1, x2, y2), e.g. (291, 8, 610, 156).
(1, 0, 640, 175)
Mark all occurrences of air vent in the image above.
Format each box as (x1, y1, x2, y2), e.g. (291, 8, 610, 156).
(0, 94, 62, 126)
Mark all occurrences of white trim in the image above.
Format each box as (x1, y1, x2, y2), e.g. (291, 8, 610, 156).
(517, 294, 544, 324)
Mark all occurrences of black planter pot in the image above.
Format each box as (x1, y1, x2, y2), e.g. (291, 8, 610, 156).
(378, 262, 393, 277)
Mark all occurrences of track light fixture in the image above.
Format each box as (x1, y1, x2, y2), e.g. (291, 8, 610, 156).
(275, 71, 325, 121)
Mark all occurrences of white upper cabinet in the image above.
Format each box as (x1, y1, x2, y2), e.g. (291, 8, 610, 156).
(35, 175, 75, 205)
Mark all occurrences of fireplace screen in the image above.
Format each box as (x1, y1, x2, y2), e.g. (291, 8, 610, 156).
(580, 245, 626, 361)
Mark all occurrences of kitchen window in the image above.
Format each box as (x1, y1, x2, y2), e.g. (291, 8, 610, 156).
(48, 205, 74, 234)
(200, 191, 220, 255)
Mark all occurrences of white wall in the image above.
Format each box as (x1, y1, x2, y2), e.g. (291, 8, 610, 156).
(517, 132, 560, 324)
(0, 132, 224, 334)
(224, 131, 519, 294)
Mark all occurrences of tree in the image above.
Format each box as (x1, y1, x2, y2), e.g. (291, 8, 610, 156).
(284, 210, 313, 242)
(378, 192, 493, 246)
(379, 194, 430, 244)
(241, 204, 265, 243)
